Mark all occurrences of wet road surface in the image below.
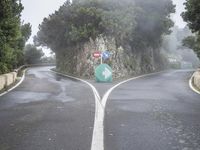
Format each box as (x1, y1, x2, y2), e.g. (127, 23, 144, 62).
(105, 70, 200, 150)
(0, 67, 200, 150)
(0, 67, 95, 150)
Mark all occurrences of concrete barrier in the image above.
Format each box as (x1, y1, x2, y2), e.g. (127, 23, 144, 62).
(193, 69, 200, 90)
(0, 72, 17, 91)
(0, 63, 55, 92)
(0, 75, 6, 90)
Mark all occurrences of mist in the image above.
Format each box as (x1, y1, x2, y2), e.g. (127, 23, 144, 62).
(162, 28, 200, 68)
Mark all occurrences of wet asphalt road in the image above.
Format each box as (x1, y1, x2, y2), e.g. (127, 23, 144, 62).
(0, 67, 95, 150)
(105, 70, 200, 150)
(0, 67, 200, 150)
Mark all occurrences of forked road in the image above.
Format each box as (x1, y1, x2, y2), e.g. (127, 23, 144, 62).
(0, 67, 200, 150)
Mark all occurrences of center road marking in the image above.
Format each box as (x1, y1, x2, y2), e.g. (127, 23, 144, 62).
(51, 70, 164, 150)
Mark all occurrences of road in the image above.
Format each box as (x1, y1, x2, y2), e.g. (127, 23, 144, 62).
(0, 67, 200, 150)
(105, 70, 200, 150)
(0, 67, 95, 150)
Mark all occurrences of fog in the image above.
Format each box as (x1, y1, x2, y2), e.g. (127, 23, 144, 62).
(162, 26, 200, 68)
(21, 0, 200, 67)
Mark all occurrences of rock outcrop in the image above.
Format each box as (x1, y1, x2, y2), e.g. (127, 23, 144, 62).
(56, 35, 167, 79)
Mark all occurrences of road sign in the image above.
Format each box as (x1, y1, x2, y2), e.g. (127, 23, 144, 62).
(93, 51, 101, 58)
(95, 64, 112, 83)
(102, 50, 111, 60)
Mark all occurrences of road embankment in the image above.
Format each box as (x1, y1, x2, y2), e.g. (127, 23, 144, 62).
(0, 72, 17, 91)
(193, 69, 200, 91)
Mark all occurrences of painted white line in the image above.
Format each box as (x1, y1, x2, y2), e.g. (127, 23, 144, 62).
(51, 70, 164, 150)
(50, 70, 103, 150)
(189, 73, 200, 95)
(0, 70, 26, 97)
(51, 70, 101, 100)
(101, 71, 164, 108)
(92, 71, 164, 150)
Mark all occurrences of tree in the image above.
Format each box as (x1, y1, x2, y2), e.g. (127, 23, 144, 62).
(0, 0, 31, 74)
(35, 0, 175, 74)
(24, 44, 44, 64)
(131, 0, 175, 49)
(182, 0, 200, 33)
(182, 36, 200, 58)
(15, 23, 32, 66)
(182, 0, 200, 59)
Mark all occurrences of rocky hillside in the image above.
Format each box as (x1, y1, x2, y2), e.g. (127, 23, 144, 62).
(35, 0, 175, 79)
(56, 35, 167, 78)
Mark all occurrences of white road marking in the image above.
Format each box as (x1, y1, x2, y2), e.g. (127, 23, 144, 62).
(102, 68, 112, 80)
(0, 70, 26, 97)
(189, 73, 200, 95)
(50, 70, 103, 150)
(101, 71, 164, 108)
(51, 70, 164, 150)
(1, 68, 197, 149)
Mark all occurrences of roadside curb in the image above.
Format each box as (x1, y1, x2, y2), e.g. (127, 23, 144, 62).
(189, 73, 200, 95)
(0, 69, 26, 97)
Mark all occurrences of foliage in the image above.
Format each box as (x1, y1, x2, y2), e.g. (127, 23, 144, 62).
(35, 0, 175, 74)
(0, 0, 31, 74)
(182, 0, 200, 33)
(36, 0, 175, 52)
(182, 36, 200, 58)
(24, 44, 44, 64)
(182, 0, 200, 59)
(131, 0, 175, 49)
(41, 55, 56, 63)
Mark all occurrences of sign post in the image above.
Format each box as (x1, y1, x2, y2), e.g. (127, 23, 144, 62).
(95, 64, 112, 83)
(93, 50, 112, 83)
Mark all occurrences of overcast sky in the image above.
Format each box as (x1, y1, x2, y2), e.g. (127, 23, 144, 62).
(21, 0, 187, 55)
(172, 0, 187, 28)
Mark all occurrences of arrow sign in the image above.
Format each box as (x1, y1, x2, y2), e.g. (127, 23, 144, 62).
(95, 64, 112, 83)
(102, 68, 112, 79)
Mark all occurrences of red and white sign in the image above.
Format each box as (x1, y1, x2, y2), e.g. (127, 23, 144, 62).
(93, 51, 101, 58)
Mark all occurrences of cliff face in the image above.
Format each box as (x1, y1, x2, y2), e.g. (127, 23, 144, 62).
(56, 35, 167, 79)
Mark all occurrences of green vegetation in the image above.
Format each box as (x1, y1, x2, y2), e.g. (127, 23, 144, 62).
(36, 0, 175, 50)
(35, 0, 175, 75)
(0, 0, 31, 74)
(182, 36, 200, 58)
(182, 0, 200, 59)
(24, 44, 44, 64)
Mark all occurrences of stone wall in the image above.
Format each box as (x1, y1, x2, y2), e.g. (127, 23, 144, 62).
(193, 69, 200, 90)
(0, 72, 17, 91)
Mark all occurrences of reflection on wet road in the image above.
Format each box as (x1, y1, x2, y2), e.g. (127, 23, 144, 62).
(0, 66, 95, 150)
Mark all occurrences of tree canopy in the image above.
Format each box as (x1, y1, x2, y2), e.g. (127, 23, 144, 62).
(35, 0, 175, 52)
(0, 0, 31, 74)
(182, 0, 200, 59)
(182, 36, 200, 58)
(24, 44, 44, 64)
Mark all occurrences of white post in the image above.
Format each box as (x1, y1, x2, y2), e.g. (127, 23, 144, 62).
(100, 54, 103, 64)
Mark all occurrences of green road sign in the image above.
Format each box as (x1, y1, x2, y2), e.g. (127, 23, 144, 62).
(95, 64, 112, 83)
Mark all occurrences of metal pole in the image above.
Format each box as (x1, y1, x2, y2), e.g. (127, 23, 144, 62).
(101, 54, 103, 64)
